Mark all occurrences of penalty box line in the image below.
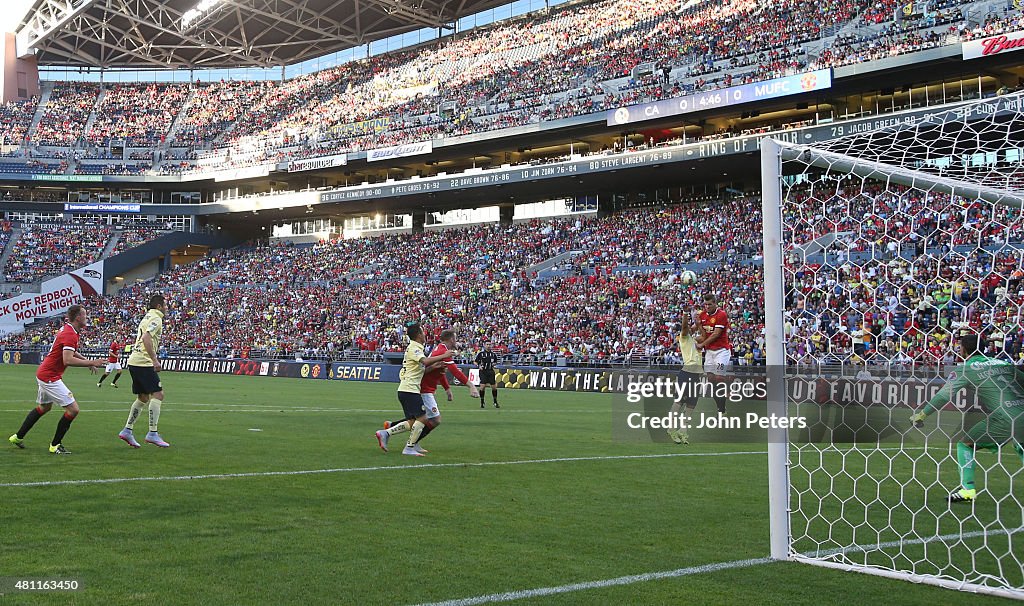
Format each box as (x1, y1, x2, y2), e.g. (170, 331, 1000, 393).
(411, 557, 775, 606)
(0, 450, 768, 488)
(412, 527, 1024, 606)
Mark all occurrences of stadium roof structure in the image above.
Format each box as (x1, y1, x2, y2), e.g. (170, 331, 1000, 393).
(14, 0, 509, 70)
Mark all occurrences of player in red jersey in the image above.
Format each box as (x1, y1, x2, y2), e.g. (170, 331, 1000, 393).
(695, 293, 733, 414)
(377, 329, 479, 455)
(96, 339, 123, 388)
(8, 305, 106, 454)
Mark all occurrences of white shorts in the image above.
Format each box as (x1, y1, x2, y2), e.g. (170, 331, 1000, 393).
(36, 379, 75, 407)
(421, 392, 441, 420)
(105, 362, 122, 373)
(703, 348, 733, 375)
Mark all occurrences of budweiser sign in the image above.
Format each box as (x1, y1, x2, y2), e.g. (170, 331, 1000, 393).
(962, 30, 1024, 60)
(367, 141, 432, 162)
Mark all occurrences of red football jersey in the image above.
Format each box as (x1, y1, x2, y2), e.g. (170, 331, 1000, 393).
(36, 324, 80, 382)
(108, 341, 122, 363)
(420, 343, 470, 394)
(698, 308, 732, 351)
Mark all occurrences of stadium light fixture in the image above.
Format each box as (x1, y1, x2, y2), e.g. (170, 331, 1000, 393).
(181, 0, 224, 30)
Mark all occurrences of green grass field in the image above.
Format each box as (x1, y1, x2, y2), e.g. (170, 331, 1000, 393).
(0, 364, 1020, 605)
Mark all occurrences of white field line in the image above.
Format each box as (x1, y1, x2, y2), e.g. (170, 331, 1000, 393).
(410, 527, 1024, 606)
(410, 557, 775, 606)
(0, 450, 768, 488)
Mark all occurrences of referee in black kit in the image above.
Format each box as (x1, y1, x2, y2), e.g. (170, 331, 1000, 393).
(475, 343, 500, 408)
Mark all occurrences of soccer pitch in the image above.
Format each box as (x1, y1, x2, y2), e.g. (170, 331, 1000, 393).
(0, 365, 1017, 605)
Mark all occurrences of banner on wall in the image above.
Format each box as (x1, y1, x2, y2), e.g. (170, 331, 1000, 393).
(287, 153, 348, 173)
(68, 355, 977, 412)
(158, 357, 331, 379)
(367, 141, 432, 162)
(0, 261, 105, 335)
(962, 30, 1024, 60)
(329, 362, 399, 382)
(0, 350, 40, 365)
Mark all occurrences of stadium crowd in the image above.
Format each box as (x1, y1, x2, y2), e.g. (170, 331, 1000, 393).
(783, 179, 1024, 369)
(0, 0, 1012, 178)
(785, 181, 1022, 253)
(32, 83, 100, 147)
(2, 221, 111, 283)
(4, 178, 1021, 371)
(109, 225, 169, 256)
(0, 220, 12, 259)
(0, 219, 169, 284)
(1, 198, 767, 361)
(566, 198, 763, 271)
(0, 98, 39, 146)
(86, 84, 189, 146)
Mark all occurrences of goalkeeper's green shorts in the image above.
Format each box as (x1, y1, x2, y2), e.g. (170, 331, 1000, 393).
(963, 411, 1024, 449)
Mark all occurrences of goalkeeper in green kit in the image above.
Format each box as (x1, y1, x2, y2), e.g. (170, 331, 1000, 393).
(910, 334, 1024, 503)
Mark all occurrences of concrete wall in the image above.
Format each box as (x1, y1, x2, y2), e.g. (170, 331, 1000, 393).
(0, 32, 39, 102)
(107, 258, 160, 295)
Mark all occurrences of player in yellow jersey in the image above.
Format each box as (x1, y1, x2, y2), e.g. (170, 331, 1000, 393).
(668, 309, 705, 445)
(375, 322, 455, 456)
(118, 294, 170, 448)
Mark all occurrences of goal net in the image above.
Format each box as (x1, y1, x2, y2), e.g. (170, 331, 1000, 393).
(760, 92, 1024, 599)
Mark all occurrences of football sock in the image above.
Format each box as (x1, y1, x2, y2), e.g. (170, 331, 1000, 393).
(16, 406, 47, 439)
(407, 420, 425, 447)
(415, 423, 435, 444)
(98, 373, 108, 384)
(957, 442, 976, 491)
(714, 397, 727, 414)
(112, 372, 122, 385)
(148, 398, 162, 432)
(125, 399, 146, 430)
(492, 389, 498, 403)
(386, 420, 411, 436)
(51, 411, 75, 446)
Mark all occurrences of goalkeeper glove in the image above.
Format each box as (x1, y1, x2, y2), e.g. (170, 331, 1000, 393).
(910, 411, 926, 428)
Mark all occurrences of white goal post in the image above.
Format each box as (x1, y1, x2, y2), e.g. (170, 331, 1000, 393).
(760, 92, 1024, 600)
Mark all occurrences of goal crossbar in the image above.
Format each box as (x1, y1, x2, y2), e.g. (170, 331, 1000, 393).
(775, 141, 1024, 209)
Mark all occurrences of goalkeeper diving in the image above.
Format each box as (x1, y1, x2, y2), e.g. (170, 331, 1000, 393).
(910, 334, 1024, 503)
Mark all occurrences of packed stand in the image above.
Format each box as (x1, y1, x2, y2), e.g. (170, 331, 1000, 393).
(0, 220, 12, 259)
(109, 225, 170, 256)
(32, 83, 100, 147)
(3, 0, 1010, 167)
(3, 221, 112, 283)
(0, 201, 767, 362)
(173, 81, 277, 147)
(86, 84, 189, 146)
(566, 197, 762, 271)
(0, 97, 39, 146)
(784, 180, 1024, 369)
(152, 0, 1000, 167)
(169, 220, 581, 288)
(785, 181, 1021, 254)
(4, 189, 1024, 369)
